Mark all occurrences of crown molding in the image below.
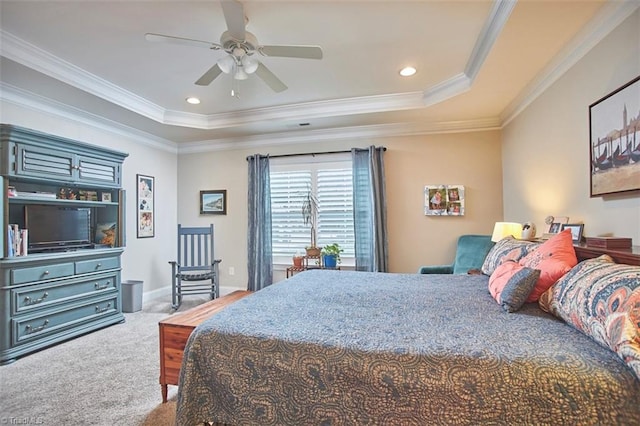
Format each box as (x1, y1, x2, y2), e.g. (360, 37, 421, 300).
(2, 81, 498, 155)
(500, 1, 640, 126)
(177, 117, 502, 154)
(4, 0, 626, 145)
(0, 28, 430, 130)
(0, 0, 514, 131)
(465, 0, 516, 82)
(0, 82, 178, 153)
(423, 0, 515, 107)
(0, 30, 167, 124)
(423, 73, 472, 107)
(163, 91, 426, 130)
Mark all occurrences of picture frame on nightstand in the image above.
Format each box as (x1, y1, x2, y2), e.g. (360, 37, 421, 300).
(541, 216, 569, 239)
(561, 223, 584, 242)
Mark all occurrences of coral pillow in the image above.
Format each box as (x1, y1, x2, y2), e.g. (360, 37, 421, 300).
(540, 255, 640, 380)
(488, 261, 540, 312)
(519, 229, 577, 302)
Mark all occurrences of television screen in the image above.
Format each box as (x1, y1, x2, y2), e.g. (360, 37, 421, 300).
(25, 205, 91, 252)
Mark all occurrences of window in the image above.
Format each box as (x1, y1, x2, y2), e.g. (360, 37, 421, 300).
(270, 154, 353, 264)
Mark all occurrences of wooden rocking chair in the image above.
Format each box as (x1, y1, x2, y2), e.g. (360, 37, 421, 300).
(169, 224, 222, 310)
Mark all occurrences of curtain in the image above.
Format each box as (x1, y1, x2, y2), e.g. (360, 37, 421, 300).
(352, 146, 388, 272)
(247, 154, 273, 291)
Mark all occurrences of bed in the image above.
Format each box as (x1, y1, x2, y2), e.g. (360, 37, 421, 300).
(175, 244, 640, 425)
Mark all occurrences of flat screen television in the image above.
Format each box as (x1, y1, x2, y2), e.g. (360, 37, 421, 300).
(25, 205, 92, 253)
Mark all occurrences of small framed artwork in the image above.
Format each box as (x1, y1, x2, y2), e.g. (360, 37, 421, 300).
(137, 174, 154, 238)
(546, 216, 569, 233)
(561, 224, 584, 243)
(542, 216, 569, 239)
(589, 75, 640, 197)
(424, 185, 465, 216)
(200, 190, 227, 215)
(101, 192, 112, 202)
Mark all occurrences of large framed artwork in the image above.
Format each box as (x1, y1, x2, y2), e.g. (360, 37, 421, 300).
(589, 75, 640, 197)
(137, 174, 154, 238)
(424, 185, 465, 216)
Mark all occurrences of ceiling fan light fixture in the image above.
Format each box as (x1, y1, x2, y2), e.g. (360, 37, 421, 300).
(241, 55, 259, 74)
(399, 66, 417, 77)
(218, 55, 236, 74)
(234, 67, 249, 80)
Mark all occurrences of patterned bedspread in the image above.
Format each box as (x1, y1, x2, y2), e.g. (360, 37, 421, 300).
(176, 270, 640, 425)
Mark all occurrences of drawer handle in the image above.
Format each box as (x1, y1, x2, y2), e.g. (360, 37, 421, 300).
(24, 292, 49, 305)
(26, 319, 49, 334)
(95, 302, 112, 313)
(95, 263, 103, 269)
(94, 282, 110, 291)
(42, 270, 50, 276)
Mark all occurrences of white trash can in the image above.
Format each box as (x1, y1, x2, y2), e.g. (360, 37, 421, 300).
(121, 280, 143, 313)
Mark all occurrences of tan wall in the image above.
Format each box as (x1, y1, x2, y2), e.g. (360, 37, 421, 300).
(502, 10, 640, 243)
(178, 129, 503, 289)
(0, 101, 179, 297)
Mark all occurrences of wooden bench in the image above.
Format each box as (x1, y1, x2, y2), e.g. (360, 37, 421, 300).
(158, 290, 252, 402)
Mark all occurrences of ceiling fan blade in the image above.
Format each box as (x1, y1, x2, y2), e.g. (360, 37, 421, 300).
(145, 33, 221, 50)
(259, 45, 323, 60)
(255, 63, 287, 92)
(221, 0, 246, 41)
(195, 64, 224, 86)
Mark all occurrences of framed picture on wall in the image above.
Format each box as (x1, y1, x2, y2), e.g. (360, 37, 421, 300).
(200, 190, 227, 215)
(137, 174, 154, 238)
(424, 185, 465, 216)
(589, 75, 640, 197)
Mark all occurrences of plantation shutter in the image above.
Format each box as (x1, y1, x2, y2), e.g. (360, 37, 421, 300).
(316, 168, 354, 257)
(270, 155, 354, 261)
(270, 170, 312, 257)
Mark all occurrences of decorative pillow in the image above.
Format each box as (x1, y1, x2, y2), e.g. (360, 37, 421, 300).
(541, 255, 640, 380)
(488, 261, 541, 312)
(481, 237, 539, 276)
(519, 229, 577, 302)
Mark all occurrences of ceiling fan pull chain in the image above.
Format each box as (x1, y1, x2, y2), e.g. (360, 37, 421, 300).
(231, 78, 240, 98)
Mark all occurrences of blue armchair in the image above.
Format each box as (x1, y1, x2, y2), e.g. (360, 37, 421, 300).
(418, 234, 494, 274)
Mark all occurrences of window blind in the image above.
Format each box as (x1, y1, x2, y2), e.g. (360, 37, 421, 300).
(270, 158, 353, 260)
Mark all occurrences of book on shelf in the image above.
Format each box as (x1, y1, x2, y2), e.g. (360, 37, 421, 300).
(15, 191, 57, 199)
(7, 225, 28, 256)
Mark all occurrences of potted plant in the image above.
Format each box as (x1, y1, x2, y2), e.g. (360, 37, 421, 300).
(301, 187, 321, 256)
(292, 251, 304, 267)
(321, 243, 343, 268)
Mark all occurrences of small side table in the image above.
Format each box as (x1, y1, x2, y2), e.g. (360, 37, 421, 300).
(286, 255, 340, 278)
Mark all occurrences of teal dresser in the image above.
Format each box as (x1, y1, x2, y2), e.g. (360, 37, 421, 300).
(0, 124, 128, 364)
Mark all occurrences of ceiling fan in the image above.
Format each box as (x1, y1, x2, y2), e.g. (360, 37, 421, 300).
(145, 0, 323, 93)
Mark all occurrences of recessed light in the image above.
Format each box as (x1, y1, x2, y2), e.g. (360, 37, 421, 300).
(186, 97, 201, 105)
(399, 66, 417, 77)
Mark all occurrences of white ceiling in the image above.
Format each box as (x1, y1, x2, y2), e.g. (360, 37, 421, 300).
(1, 0, 637, 150)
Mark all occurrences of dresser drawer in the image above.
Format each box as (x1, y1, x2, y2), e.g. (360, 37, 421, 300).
(11, 262, 75, 285)
(12, 296, 118, 345)
(12, 273, 118, 315)
(75, 257, 120, 274)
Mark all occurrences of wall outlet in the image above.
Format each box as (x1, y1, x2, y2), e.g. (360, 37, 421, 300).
(228, 267, 235, 276)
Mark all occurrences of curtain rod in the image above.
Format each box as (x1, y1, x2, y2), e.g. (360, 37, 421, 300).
(246, 147, 386, 161)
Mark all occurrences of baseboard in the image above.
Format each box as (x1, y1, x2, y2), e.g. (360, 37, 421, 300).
(142, 285, 244, 304)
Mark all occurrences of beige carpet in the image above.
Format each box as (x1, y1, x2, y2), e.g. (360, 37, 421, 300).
(0, 294, 211, 425)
